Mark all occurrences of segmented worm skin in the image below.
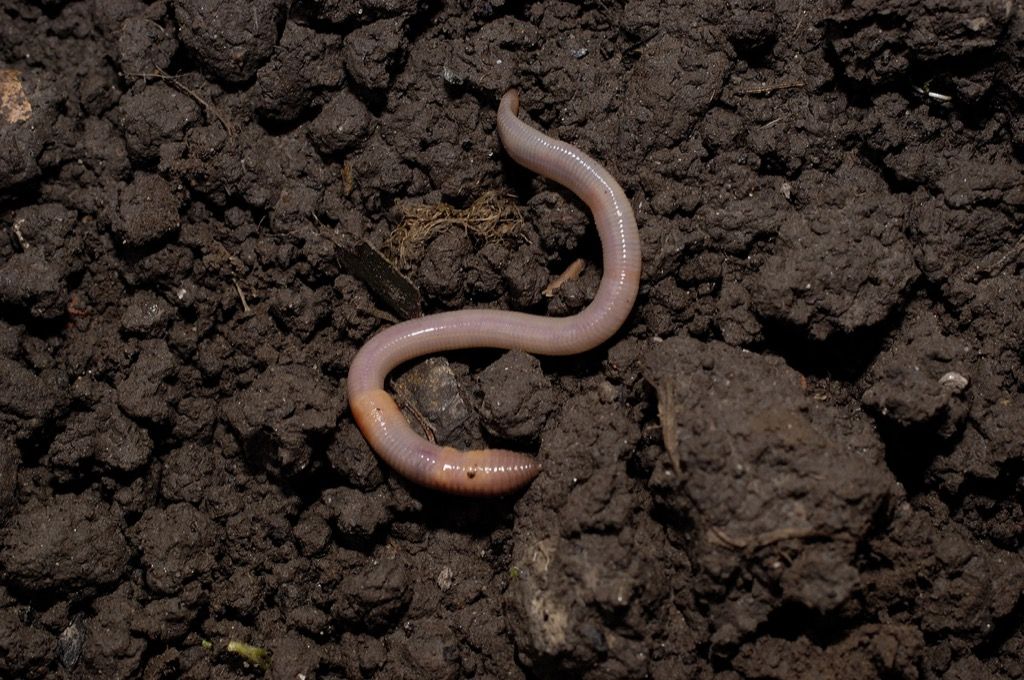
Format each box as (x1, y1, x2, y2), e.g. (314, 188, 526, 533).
(346, 90, 641, 496)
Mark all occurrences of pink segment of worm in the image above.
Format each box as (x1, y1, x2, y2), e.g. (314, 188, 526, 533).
(346, 90, 641, 496)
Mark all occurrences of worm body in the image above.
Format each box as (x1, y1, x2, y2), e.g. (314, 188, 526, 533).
(347, 90, 641, 496)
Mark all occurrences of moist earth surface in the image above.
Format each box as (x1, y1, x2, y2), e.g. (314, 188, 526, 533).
(1, 0, 1023, 678)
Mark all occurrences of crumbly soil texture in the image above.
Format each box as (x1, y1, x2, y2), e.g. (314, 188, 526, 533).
(1, 0, 1023, 678)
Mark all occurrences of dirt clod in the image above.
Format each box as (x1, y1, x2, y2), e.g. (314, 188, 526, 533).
(1, 494, 130, 592)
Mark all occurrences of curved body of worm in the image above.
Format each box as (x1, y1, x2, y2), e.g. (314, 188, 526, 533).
(346, 90, 641, 496)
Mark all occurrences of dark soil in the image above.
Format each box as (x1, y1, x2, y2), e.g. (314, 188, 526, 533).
(1, 0, 1023, 678)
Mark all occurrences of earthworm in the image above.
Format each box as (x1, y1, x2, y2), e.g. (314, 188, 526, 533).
(346, 90, 641, 496)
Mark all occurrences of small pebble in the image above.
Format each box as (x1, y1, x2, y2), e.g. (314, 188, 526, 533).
(938, 371, 969, 393)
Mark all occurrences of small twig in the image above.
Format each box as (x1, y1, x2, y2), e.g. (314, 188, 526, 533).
(366, 307, 399, 324)
(912, 85, 952, 103)
(391, 382, 437, 444)
(124, 67, 236, 135)
(987, 235, 1024, 277)
(654, 380, 682, 477)
(312, 213, 424, 320)
(233, 280, 251, 313)
(311, 213, 340, 246)
(543, 258, 585, 297)
(707, 526, 746, 549)
(954, 234, 1024, 284)
(214, 241, 245, 271)
(706, 525, 825, 552)
(10, 219, 29, 250)
(342, 160, 354, 196)
(737, 81, 806, 96)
